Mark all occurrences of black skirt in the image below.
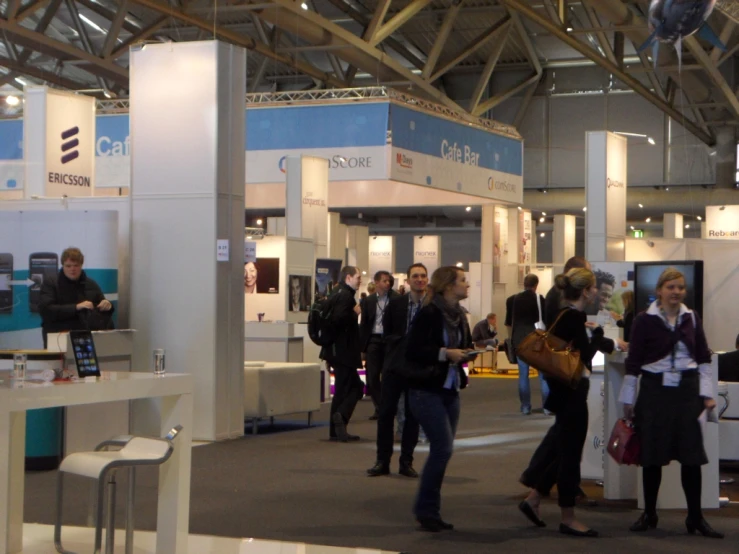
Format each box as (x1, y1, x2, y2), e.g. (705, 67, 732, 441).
(634, 370, 708, 467)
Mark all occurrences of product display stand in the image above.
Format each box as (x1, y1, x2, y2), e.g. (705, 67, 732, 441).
(244, 322, 303, 363)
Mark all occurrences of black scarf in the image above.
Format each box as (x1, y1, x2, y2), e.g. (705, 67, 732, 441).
(432, 295, 466, 350)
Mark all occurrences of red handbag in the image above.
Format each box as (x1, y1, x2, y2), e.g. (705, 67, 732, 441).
(606, 418, 641, 466)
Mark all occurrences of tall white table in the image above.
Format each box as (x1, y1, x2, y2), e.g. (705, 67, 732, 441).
(0, 372, 193, 554)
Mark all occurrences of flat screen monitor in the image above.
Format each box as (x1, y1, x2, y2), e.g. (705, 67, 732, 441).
(634, 261, 704, 318)
(69, 330, 101, 378)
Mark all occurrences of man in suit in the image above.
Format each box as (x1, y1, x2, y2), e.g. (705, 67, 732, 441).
(366, 263, 427, 478)
(512, 274, 548, 415)
(321, 266, 364, 442)
(360, 270, 395, 419)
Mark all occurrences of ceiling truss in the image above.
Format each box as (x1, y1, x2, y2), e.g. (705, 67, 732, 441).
(0, 0, 735, 145)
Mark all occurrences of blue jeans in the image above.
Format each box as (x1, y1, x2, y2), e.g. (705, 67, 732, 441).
(517, 359, 550, 413)
(408, 388, 460, 520)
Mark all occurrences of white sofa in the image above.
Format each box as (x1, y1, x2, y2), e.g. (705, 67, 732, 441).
(243, 362, 322, 435)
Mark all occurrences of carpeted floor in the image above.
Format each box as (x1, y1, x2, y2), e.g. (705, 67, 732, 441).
(24, 377, 739, 553)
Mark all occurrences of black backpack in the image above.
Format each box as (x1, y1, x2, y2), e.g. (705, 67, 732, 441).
(308, 293, 337, 346)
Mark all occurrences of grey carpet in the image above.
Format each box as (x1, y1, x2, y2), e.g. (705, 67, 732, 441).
(24, 377, 739, 553)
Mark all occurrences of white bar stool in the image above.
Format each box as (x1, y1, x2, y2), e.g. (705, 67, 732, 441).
(54, 426, 183, 554)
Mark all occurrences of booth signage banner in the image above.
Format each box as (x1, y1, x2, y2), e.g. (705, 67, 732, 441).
(605, 133, 627, 237)
(42, 89, 96, 196)
(389, 105, 523, 203)
(96, 114, 130, 188)
(285, 156, 329, 250)
(246, 104, 389, 183)
(705, 205, 739, 239)
(368, 236, 394, 277)
(0, 120, 23, 191)
(413, 235, 441, 275)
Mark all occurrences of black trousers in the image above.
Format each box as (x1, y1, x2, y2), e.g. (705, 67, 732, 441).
(521, 379, 589, 508)
(376, 369, 419, 467)
(329, 363, 364, 437)
(364, 337, 384, 412)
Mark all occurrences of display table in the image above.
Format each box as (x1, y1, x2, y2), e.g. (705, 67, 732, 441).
(603, 352, 720, 508)
(0, 371, 193, 554)
(243, 362, 321, 434)
(49, 330, 136, 454)
(244, 322, 303, 363)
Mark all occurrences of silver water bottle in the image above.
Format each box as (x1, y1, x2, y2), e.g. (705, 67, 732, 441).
(13, 353, 27, 380)
(153, 349, 166, 376)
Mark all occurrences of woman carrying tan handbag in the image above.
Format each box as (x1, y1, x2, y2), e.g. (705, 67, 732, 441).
(517, 268, 625, 537)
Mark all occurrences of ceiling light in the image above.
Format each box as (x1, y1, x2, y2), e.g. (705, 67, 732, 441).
(362, 271, 366, 275)
(685, 224, 690, 229)
(79, 14, 107, 34)
(465, 206, 471, 212)
(665, 187, 669, 191)
(517, 206, 522, 211)
(5, 95, 19, 106)
(582, 207, 587, 212)
(14, 77, 26, 86)
(542, 212, 547, 216)
(630, 225, 635, 230)
(697, 215, 702, 221)
(646, 217, 651, 222)
(539, 217, 545, 223)
(542, 189, 548, 194)
(540, 232, 545, 237)
(300, 2, 308, 8)
(256, 218, 263, 225)
(246, 235, 252, 240)
(456, 262, 463, 268)
(566, 26, 573, 32)
(638, 203, 644, 208)
(647, 137, 656, 145)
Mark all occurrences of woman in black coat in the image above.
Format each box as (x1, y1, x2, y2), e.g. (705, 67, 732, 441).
(518, 268, 620, 537)
(404, 266, 475, 532)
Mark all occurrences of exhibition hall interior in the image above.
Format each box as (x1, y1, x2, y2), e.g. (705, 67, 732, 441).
(4, 0, 739, 552)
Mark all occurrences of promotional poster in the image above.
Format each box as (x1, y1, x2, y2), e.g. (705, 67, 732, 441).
(288, 275, 311, 312)
(315, 258, 342, 299)
(244, 258, 280, 294)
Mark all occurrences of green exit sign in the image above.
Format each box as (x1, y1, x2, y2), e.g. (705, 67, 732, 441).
(633, 230, 644, 238)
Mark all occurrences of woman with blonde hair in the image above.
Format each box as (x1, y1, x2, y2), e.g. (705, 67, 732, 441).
(620, 268, 722, 538)
(518, 268, 620, 537)
(611, 289, 635, 342)
(404, 266, 475, 532)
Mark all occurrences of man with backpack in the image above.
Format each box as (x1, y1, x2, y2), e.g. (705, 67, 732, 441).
(319, 266, 364, 442)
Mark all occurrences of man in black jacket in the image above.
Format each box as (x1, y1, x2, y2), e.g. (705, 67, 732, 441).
(39, 247, 114, 348)
(360, 270, 395, 419)
(366, 263, 427, 478)
(321, 266, 364, 442)
(512, 274, 547, 415)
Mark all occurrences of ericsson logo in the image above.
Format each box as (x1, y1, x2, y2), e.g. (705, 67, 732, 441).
(61, 126, 80, 164)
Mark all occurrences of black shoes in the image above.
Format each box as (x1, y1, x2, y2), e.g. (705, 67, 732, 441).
(367, 462, 390, 477)
(559, 523, 598, 537)
(417, 517, 454, 532)
(399, 464, 419, 478)
(369, 412, 379, 421)
(629, 512, 658, 532)
(330, 413, 360, 442)
(685, 517, 724, 539)
(518, 500, 546, 527)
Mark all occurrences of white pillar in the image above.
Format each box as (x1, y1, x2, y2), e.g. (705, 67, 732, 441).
(129, 41, 245, 441)
(266, 217, 285, 236)
(663, 213, 683, 239)
(285, 155, 328, 259)
(585, 131, 627, 262)
(327, 212, 347, 261)
(347, 225, 369, 273)
(701, 221, 708, 239)
(553, 214, 576, 274)
(480, 206, 494, 318)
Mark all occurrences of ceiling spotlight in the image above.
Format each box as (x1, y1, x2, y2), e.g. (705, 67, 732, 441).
(542, 189, 548, 194)
(638, 203, 644, 208)
(256, 218, 263, 225)
(647, 137, 656, 145)
(5, 95, 19, 106)
(362, 271, 366, 275)
(630, 225, 635, 230)
(685, 224, 690, 229)
(566, 26, 573, 32)
(517, 206, 522, 211)
(542, 212, 547, 216)
(456, 262, 463, 268)
(582, 207, 587, 212)
(664, 187, 669, 191)
(539, 217, 545, 223)
(646, 217, 651, 222)
(720, 206, 726, 210)
(300, 1, 308, 8)
(465, 206, 472, 212)
(246, 235, 253, 240)
(697, 215, 702, 221)
(540, 232, 545, 237)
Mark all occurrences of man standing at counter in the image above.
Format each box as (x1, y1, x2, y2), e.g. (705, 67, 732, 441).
(39, 247, 113, 348)
(322, 266, 364, 442)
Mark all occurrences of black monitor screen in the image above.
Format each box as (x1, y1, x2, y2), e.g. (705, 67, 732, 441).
(634, 261, 704, 318)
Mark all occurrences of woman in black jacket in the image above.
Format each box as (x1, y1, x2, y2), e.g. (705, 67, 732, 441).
(518, 268, 620, 537)
(611, 289, 635, 342)
(405, 266, 475, 532)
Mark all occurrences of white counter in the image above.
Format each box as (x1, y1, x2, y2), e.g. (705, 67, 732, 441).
(245, 322, 303, 363)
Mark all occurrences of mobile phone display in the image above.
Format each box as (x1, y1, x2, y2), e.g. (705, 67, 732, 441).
(0, 253, 12, 314)
(70, 330, 101, 377)
(29, 252, 58, 313)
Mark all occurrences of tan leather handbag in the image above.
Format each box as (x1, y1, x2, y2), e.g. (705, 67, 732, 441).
(515, 310, 583, 389)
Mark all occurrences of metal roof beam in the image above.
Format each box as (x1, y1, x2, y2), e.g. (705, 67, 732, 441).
(710, 19, 735, 62)
(5, 0, 22, 19)
(501, 0, 714, 145)
(101, 0, 130, 58)
(473, 71, 540, 116)
(684, 36, 739, 118)
(109, 16, 168, 60)
(429, 14, 511, 82)
(64, 0, 108, 90)
(422, 0, 462, 80)
(363, 0, 391, 43)
(15, 0, 53, 22)
(370, 0, 431, 46)
(0, 53, 90, 89)
(468, 22, 512, 112)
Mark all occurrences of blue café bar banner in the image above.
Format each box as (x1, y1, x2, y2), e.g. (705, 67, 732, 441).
(0, 120, 24, 191)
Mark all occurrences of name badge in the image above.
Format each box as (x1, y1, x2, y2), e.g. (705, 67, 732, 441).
(662, 372, 681, 387)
